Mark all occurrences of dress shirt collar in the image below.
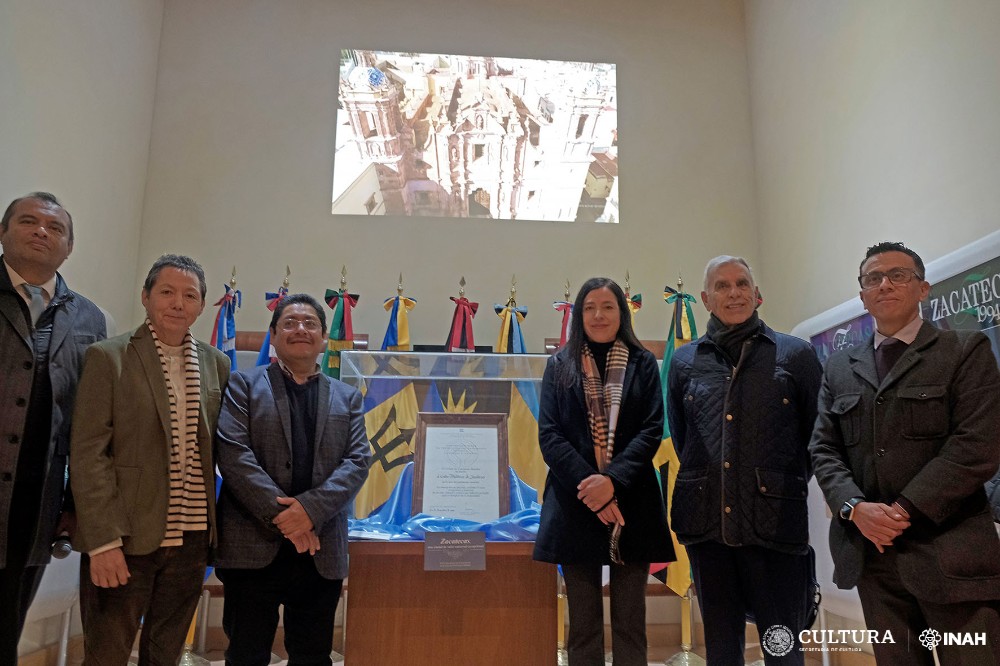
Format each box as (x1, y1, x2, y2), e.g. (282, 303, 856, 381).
(874, 313, 923, 349)
(3, 257, 57, 307)
(277, 359, 322, 384)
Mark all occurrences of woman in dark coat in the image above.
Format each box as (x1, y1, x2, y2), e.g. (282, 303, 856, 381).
(533, 277, 674, 666)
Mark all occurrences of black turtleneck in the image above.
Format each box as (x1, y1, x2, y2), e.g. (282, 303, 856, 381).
(586, 339, 614, 382)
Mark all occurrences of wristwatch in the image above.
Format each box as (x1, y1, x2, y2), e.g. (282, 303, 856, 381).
(839, 496, 864, 521)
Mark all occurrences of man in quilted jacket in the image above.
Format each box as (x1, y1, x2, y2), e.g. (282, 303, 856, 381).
(667, 255, 822, 665)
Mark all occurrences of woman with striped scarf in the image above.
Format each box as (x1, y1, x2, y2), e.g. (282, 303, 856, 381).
(534, 277, 674, 665)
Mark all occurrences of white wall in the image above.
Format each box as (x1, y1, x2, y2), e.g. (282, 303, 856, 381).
(746, 0, 1000, 332)
(0, 0, 165, 326)
(138, 0, 759, 346)
(746, 1, 1000, 638)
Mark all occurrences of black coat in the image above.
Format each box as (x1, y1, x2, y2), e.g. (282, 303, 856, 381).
(810, 323, 1000, 601)
(0, 264, 107, 566)
(533, 345, 674, 565)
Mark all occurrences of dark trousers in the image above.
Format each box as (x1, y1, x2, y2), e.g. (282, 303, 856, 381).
(0, 557, 45, 666)
(216, 541, 343, 666)
(561, 561, 649, 666)
(0, 564, 45, 666)
(79, 530, 209, 666)
(857, 546, 1000, 666)
(1, 473, 47, 665)
(688, 541, 810, 666)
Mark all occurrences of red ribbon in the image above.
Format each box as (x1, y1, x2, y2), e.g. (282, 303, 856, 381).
(554, 302, 573, 347)
(447, 297, 479, 351)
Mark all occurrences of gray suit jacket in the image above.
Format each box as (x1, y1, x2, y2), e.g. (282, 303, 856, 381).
(70, 325, 229, 555)
(810, 322, 1000, 602)
(214, 363, 371, 580)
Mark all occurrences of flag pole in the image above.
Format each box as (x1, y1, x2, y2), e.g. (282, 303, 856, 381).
(661, 273, 705, 666)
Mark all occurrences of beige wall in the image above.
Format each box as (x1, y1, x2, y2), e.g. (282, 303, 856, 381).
(138, 0, 759, 346)
(746, 0, 1000, 332)
(0, 0, 164, 326)
(6, 1, 999, 346)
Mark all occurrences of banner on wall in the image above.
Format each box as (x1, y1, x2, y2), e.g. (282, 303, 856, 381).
(809, 312, 875, 366)
(921, 256, 1000, 358)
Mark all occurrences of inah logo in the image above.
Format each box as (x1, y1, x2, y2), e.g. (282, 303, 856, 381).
(762, 625, 795, 657)
(919, 629, 941, 650)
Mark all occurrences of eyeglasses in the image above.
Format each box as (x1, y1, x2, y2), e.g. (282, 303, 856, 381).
(858, 267, 923, 290)
(278, 317, 321, 332)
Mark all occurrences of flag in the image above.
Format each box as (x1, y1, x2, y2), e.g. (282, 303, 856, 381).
(445, 296, 478, 352)
(494, 299, 527, 353)
(627, 292, 642, 320)
(422, 381, 444, 413)
(211, 284, 240, 371)
(356, 377, 418, 518)
(653, 284, 698, 597)
(322, 288, 359, 379)
(507, 380, 546, 495)
(380, 294, 417, 351)
(552, 300, 572, 349)
(255, 286, 288, 366)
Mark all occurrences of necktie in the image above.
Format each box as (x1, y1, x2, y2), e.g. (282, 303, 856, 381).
(22, 284, 46, 327)
(875, 337, 907, 383)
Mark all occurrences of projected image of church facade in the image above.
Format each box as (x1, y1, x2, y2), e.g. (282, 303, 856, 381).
(332, 50, 618, 223)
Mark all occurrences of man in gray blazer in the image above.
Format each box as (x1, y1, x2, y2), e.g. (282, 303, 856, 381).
(811, 241, 1000, 664)
(215, 293, 370, 666)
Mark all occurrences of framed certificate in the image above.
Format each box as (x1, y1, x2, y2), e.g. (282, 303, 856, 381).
(412, 412, 510, 522)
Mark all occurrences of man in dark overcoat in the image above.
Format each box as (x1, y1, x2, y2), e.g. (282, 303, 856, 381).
(811, 241, 1000, 664)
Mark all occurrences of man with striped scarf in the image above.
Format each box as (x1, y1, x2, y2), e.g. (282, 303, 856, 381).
(70, 254, 230, 664)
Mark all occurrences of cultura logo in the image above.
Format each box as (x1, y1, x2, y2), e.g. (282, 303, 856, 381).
(919, 629, 941, 650)
(762, 625, 796, 657)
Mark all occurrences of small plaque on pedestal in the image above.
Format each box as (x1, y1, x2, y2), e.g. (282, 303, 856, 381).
(424, 531, 486, 571)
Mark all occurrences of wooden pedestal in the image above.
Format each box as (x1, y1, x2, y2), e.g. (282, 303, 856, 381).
(345, 540, 557, 665)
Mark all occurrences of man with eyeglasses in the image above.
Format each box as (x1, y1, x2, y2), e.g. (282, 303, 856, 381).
(214, 293, 370, 665)
(811, 241, 1000, 664)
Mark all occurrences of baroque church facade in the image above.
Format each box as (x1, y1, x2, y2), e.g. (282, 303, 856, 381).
(333, 50, 617, 221)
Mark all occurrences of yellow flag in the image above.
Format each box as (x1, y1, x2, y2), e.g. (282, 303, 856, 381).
(356, 379, 418, 518)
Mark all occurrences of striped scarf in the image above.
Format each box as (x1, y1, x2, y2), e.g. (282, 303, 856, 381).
(581, 339, 629, 564)
(147, 320, 208, 546)
(581, 339, 629, 472)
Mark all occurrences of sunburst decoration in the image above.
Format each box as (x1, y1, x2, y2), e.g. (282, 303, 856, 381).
(443, 388, 478, 413)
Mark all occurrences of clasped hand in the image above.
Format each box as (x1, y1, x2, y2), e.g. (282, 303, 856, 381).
(578, 474, 623, 526)
(853, 501, 910, 553)
(274, 496, 320, 555)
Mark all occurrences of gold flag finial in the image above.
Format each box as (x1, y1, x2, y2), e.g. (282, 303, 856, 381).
(624, 270, 631, 298)
(229, 266, 237, 290)
(677, 272, 684, 292)
(459, 276, 466, 298)
(282, 266, 290, 290)
(564, 279, 571, 300)
(397, 273, 404, 296)
(340, 265, 348, 291)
